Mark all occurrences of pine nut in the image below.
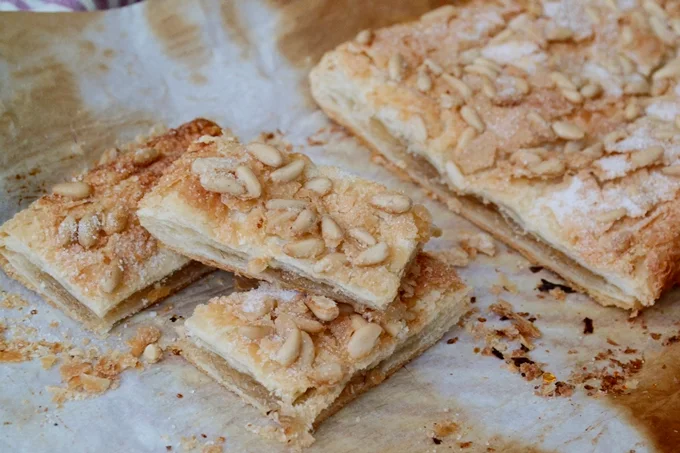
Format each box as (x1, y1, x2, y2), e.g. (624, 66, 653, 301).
(103, 208, 128, 235)
(313, 362, 343, 384)
(298, 331, 315, 367)
(388, 53, 405, 81)
(321, 216, 343, 247)
(292, 316, 324, 334)
(562, 89, 583, 104)
(274, 326, 301, 366)
(595, 208, 627, 223)
(355, 29, 373, 45)
(653, 59, 680, 80)
(133, 147, 160, 166)
(349, 228, 377, 246)
(246, 143, 283, 168)
(98, 148, 119, 166)
(623, 79, 650, 95)
(199, 172, 245, 196)
(57, 215, 78, 247)
(481, 78, 497, 98)
(239, 325, 274, 340)
(370, 193, 413, 214)
(266, 199, 308, 210)
(77, 214, 100, 248)
(354, 242, 389, 266)
(552, 121, 585, 140)
(511, 149, 543, 166)
(442, 74, 472, 101)
(661, 165, 680, 176)
(582, 143, 604, 159)
(313, 252, 347, 273)
(424, 58, 443, 75)
(530, 158, 565, 177)
(460, 105, 485, 133)
(650, 16, 674, 44)
(53, 182, 92, 200)
(142, 343, 162, 363)
(624, 102, 640, 121)
(304, 295, 339, 322)
(236, 165, 262, 198)
(247, 258, 269, 274)
(350, 314, 368, 331)
(464, 64, 498, 78)
(291, 208, 317, 234)
(580, 83, 602, 98)
(190, 157, 234, 174)
(100, 262, 123, 294)
(270, 159, 305, 183)
(347, 323, 383, 359)
(550, 72, 577, 91)
(383, 320, 405, 337)
(304, 177, 332, 195)
(527, 112, 549, 130)
(456, 127, 477, 151)
(631, 146, 664, 167)
(416, 71, 432, 92)
(283, 238, 326, 259)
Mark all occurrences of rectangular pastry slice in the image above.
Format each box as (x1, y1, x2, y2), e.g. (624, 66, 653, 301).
(137, 132, 433, 311)
(0, 119, 221, 333)
(179, 252, 470, 446)
(310, 2, 680, 310)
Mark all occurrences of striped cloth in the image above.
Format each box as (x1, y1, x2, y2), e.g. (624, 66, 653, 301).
(0, 0, 140, 11)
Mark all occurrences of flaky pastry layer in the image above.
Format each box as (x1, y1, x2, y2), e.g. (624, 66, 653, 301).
(310, 1, 680, 309)
(180, 253, 469, 446)
(0, 119, 220, 331)
(138, 132, 433, 311)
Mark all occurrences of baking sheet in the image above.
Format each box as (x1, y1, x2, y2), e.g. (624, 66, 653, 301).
(1, 1, 679, 451)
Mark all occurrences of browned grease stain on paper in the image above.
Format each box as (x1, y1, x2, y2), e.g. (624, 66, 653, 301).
(268, 0, 450, 68)
(220, 0, 253, 58)
(145, 0, 211, 69)
(608, 343, 680, 453)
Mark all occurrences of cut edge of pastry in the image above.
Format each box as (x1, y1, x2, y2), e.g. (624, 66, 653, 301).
(177, 284, 470, 447)
(137, 193, 422, 313)
(309, 74, 641, 310)
(0, 249, 213, 334)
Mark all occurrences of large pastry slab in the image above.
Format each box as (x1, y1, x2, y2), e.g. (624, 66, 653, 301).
(138, 132, 433, 311)
(0, 119, 220, 333)
(179, 252, 470, 446)
(310, 1, 680, 310)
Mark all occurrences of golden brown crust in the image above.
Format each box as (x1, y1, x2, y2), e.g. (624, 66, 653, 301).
(0, 119, 220, 329)
(138, 133, 433, 311)
(180, 252, 469, 446)
(310, 1, 680, 308)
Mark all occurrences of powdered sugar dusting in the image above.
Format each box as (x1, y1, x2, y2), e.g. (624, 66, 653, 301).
(244, 284, 300, 310)
(542, 0, 592, 40)
(582, 62, 621, 97)
(595, 155, 631, 179)
(482, 41, 539, 64)
(611, 125, 661, 153)
(645, 101, 680, 122)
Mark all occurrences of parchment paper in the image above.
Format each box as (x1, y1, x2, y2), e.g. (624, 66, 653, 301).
(1, 1, 679, 452)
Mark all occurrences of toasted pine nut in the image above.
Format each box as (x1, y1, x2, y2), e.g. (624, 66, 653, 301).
(283, 238, 326, 259)
(100, 262, 123, 294)
(246, 143, 283, 168)
(354, 242, 389, 266)
(304, 177, 332, 195)
(349, 228, 377, 246)
(77, 214, 100, 248)
(305, 295, 339, 322)
(236, 165, 262, 198)
(347, 323, 383, 359)
(270, 159, 305, 183)
(274, 326, 301, 366)
(370, 193, 412, 214)
(53, 182, 92, 200)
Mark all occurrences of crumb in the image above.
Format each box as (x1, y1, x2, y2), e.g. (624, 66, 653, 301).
(549, 288, 567, 301)
(663, 335, 680, 346)
(431, 247, 469, 267)
(446, 337, 459, 344)
(202, 444, 222, 453)
(0, 293, 29, 310)
(41, 355, 58, 370)
(433, 420, 459, 437)
(529, 266, 543, 273)
(49, 321, 60, 328)
(606, 338, 619, 346)
(650, 333, 662, 340)
(583, 318, 594, 334)
(143, 343, 163, 364)
(459, 441, 473, 448)
(460, 232, 496, 257)
(127, 326, 161, 357)
(432, 437, 442, 445)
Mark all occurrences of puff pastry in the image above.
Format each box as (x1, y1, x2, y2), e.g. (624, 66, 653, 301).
(179, 252, 470, 446)
(310, 1, 680, 310)
(0, 119, 220, 333)
(138, 132, 433, 311)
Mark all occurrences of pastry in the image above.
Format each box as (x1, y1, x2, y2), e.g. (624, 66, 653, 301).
(0, 119, 221, 333)
(138, 132, 434, 311)
(179, 252, 470, 446)
(310, 2, 680, 310)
